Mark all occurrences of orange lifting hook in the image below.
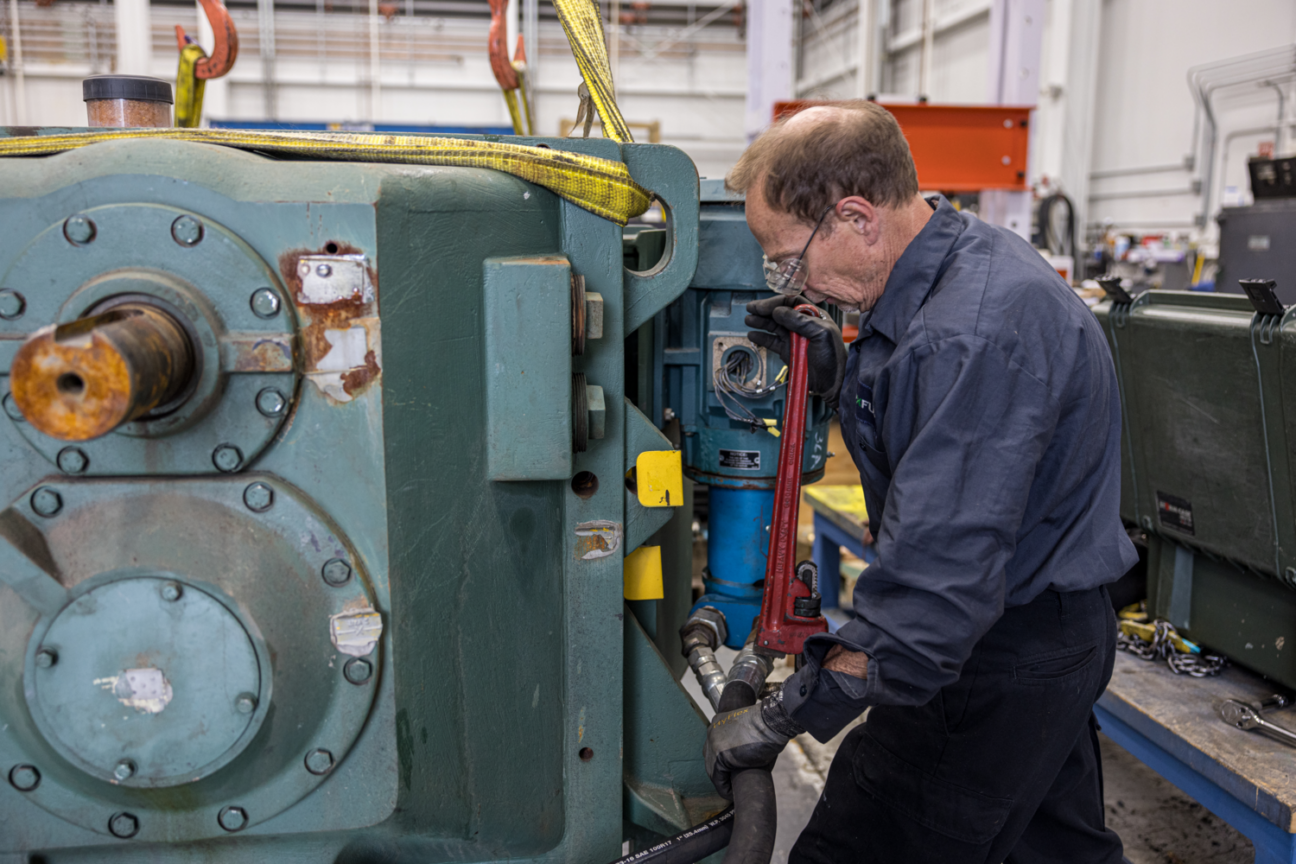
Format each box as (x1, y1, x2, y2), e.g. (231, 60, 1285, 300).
(174, 0, 239, 79)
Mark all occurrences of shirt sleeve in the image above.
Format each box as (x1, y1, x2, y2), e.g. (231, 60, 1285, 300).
(783, 334, 1062, 741)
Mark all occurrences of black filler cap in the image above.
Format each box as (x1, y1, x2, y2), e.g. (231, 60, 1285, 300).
(82, 75, 174, 105)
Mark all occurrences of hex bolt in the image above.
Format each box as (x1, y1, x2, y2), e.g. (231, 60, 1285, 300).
(30, 487, 62, 517)
(256, 387, 287, 417)
(322, 558, 352, 587)
(315, 263, 333, 278)
(113, 760, 136, 782)
(218, 806, 248, 832)
(63, 214, 96, 245)
(250, 288, 281, 319)
(56, 447, 89, 475)
(2, 393, 23, 421)
(304, 749, 335, 776)
(235, 693, 257, 714)
(343, 658, 373, 685)
(170, 215, 204, 247)
(35, 648, 57, 669)
(8, 764, 40, 792)
(243, 482, 274, 512)
(0, 289, 26, 320)
(108, 811, 139, 839)
(160, 582, 183, 602)
(212, 444, 244, 473)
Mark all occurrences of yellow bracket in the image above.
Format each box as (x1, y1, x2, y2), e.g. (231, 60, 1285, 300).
(624, 545, 663, 600)
(636, 450, 682, 508)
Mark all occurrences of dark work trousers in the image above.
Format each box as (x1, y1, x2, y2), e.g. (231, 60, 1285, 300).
(789, 586, 1122, 864)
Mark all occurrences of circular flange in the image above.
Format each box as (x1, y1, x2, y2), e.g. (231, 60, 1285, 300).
(0, 203, 297, 475)
(26, 574, 267, 788)
(0, 476, 380, 841)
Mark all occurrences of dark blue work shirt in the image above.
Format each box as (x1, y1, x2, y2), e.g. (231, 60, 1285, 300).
(783, 196, 1138, 741)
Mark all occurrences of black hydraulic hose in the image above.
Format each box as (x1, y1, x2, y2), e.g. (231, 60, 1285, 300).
(609, 807, 735, 864)
(719, 686, 777, 864)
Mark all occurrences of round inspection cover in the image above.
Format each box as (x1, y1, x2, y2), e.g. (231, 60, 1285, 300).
(28, 575, 264, 787)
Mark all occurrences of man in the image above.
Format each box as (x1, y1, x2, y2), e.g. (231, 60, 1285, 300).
(703, 102, 1138, 863)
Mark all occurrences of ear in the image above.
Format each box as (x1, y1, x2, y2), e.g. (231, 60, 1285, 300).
(836, 197, 880, 245)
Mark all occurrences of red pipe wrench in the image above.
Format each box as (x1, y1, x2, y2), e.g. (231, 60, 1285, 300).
(755, 304, 829, 656)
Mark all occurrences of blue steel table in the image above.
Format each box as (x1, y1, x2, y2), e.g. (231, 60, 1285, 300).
(1097, 650, 1296, 864)
(803, 485, 876, 630)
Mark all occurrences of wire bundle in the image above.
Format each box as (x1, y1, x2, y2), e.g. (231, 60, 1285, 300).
(713, 350, 785, 436)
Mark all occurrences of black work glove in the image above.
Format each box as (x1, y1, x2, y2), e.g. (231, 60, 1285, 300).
(704, 691, 805, 800)
(746, 295, 847, 410)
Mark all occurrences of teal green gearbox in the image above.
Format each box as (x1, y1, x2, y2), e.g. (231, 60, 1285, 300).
(0, 131, 719, 863)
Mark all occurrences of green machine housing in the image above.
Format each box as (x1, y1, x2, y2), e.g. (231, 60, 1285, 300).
(1097, 288, 1296, 689)
(0, 134, 725, 861)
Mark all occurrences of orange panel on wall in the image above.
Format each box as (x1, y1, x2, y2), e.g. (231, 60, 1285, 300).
(772, 101, 1032, 192)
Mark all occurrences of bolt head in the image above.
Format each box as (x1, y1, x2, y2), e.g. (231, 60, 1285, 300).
(343, 657, 373, 685)
(218, 806, 248, 832)
(2, 393, 23, 422)
(322, 558, 352, 586)
(35, 648, 57, 669)
(171, 215, 204, 246)
(63, 214, 96, 245)
(56, 447, 89, 475)
(235, 693, 257, 714)
(243, 482, 274, 512)
(212, 444, 244, 473)
(304, 749, 335, 775)
(8, 764, 40, 792)
(160, 582, 183, 602)
(315, 263, 333, 278)
(256, 387, 287, 417)
(250, 288, 281, 319)
(30, 487, 62, 517)
(108, 811, 139, 839)
(0, 289, 25, 320)
(113, 760, 136, 782)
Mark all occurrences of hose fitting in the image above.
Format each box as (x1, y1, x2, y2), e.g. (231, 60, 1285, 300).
(681, 606, 729, 712)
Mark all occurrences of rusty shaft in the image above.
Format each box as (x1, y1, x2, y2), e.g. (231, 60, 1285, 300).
(10, 304, 195, 441)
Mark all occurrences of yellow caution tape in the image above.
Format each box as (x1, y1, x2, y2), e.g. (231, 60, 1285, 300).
(175, 43, 208, 129)
(0, 129, 652, 224)
(553, 0, 633, 143)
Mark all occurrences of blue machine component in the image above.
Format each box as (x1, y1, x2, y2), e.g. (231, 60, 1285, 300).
(660, 179, 833, 647)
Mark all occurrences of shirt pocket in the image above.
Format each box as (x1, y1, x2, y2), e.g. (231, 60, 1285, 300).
(851, 388, 891, 479)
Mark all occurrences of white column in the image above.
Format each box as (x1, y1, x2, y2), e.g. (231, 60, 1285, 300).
(367, 0, 380, 122)
(196, 0, 229, 122)
(8, 0, 26, 124)
(983, 0, 1045, 241)
(745, 0, 793, 143)
(854, 0, 877, 99)
(257, 0, 276, 119)
(114, 0, 152, 76)
(1056, 0, 1102, 249)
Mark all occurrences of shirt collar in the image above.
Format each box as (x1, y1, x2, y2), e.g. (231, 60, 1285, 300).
(858, 195, 964, 344)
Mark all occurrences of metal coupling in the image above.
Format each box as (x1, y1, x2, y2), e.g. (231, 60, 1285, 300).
(681, 606, 729, 712)
(10, 303, 196, 441)
(721, 630, 775, 712)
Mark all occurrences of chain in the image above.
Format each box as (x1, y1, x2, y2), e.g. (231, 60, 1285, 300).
(1117, 618, 1228, 678)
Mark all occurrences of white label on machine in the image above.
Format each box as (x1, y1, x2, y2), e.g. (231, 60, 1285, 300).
(719, 449, 761, 470)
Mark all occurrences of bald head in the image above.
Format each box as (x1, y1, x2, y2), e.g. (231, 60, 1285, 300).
(727, 101, 921, 225)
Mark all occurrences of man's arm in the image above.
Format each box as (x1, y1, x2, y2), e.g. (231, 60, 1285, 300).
(781, 334, 1062, 741)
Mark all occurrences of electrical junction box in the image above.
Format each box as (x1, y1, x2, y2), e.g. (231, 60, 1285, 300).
(1216, 199, 1296, 305)
(1096, 289, 1296, 690)
(0, 132, 718, 861)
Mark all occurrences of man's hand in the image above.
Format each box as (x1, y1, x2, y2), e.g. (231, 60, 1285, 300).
(746, 295, 847, 409)
(704, 693, 804, 799)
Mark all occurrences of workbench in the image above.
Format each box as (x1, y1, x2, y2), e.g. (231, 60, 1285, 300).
(802, 485, 875, 629)
(1097, 651, 1296, 864)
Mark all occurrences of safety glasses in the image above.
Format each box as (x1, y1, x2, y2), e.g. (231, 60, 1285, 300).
(762, 205, 833, 296)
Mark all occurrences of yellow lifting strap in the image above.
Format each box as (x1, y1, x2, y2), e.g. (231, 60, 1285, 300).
(174, 43, 208, 129)
(552, 0, 634, 144)
(0, 129, 653, 225)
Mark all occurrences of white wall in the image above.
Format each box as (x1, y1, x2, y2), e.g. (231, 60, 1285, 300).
(0, 2, 747, 179)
